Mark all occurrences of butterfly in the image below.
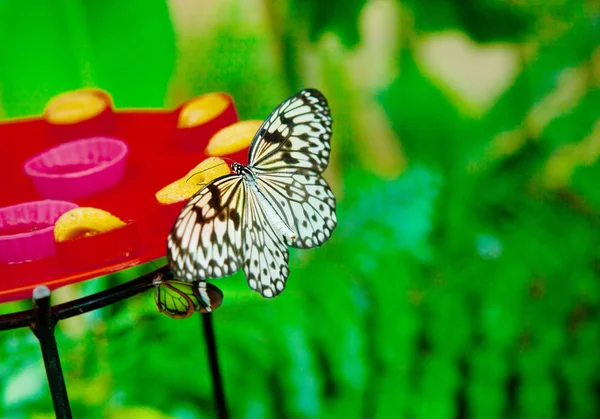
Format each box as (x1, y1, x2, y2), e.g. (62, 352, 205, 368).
(167, 88, 336, 304)
(154, 277, 223, 319)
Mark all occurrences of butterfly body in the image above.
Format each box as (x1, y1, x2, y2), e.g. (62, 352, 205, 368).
(168, 89, 336, 302)
(233, 162, 299, 241)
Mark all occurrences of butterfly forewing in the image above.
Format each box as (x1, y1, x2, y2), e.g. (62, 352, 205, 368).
(167, 175, 245, 281)
(249, 89, 332, 174)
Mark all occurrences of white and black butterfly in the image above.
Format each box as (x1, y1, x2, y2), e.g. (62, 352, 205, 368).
(167, 89, 336, 304)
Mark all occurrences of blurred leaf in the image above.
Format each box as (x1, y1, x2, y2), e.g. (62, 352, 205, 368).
(340, 166, 441, 262)
(109, 407, 174, 419)
(80, 0, 176, 107)
(572, 159, 600, 212)
(0, 0, 175, 116)
(404, 0, 532, 42)
(0, 1, 84, 117)
(380, 49, 472, 171)
(169, 21, 287, 119)
(454, 0, 532, 43)
(287, 0, 367, 47)
(543, 90, 600, 148)
(402, 0, 461, 33)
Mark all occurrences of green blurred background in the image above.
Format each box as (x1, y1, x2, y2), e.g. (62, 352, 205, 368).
(1, 0, 599, 418)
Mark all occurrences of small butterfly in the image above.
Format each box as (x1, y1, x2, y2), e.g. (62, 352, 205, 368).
(154, 278, 223, 319)
(167, 89, 336, 305)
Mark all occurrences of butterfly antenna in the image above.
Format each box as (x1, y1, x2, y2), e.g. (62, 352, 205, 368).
(220, 156, 236, 164)
(185, 161, 231, 184)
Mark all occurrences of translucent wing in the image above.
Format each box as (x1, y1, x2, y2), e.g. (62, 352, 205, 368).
(253, 168, 337, 249)
(155, 280, 224, 318)
(155, 281, 196, 319)
(248, 89, 332, 173)
(167, 175, 245, 282)
(242, 185, 290, 298)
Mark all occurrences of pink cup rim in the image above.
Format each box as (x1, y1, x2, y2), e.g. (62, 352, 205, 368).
(23, 137, 129, 180)
(0, 200, 78, 241)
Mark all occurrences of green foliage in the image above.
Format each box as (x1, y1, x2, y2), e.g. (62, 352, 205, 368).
(171, 20, 288, 119)
(404, 0, 533, 41)
(287, 0, 367, 47)
(0, 0, 175, 116)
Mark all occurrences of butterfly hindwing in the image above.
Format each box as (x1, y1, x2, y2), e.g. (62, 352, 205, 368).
(167, 175, 245, 282)
(242, 184, 290, 298)
(253, 168, 337, 249)
(155, 281, 196, 319)
(249, 89, 332, 174)
(155, 280, 222, 318)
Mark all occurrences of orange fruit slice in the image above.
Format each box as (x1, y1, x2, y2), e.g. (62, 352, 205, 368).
(54, 207, 126, 242)
(45, 90, 107, 124)
(155, 157, 230, 204)
(177, 94, 231, 128)
(205, 120, 262, 156)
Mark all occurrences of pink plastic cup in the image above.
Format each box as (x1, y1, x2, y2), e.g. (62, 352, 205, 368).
(23, 137, 129, 200)
(0, 200, 79, 263)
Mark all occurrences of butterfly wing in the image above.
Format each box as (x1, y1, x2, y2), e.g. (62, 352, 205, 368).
(167, 175, 246, 282)
(253, 169, 336, 248)
(155, 281, 224, 318)
(242, 184, 290, 298)
(248, 89, 332, 173)
(155, 281, 196, 319)
(248, 88, 336, 249)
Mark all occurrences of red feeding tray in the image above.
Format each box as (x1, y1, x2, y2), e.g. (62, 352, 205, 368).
(0, 90, 248, 303)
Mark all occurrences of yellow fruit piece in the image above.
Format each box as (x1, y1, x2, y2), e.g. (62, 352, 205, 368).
(45, 90, 107, 124)
(155, 157, 230, 204)
(54, 207, 126, 242)
(177, 94, 230, 128)
(205, 120, 262, 156)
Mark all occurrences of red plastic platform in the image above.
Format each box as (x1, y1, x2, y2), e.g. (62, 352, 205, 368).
(0, 96, 247, 303)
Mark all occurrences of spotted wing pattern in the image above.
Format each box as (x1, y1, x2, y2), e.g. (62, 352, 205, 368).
(167, 175, 245, 282)
(242, 184, 290, 298)
(248, 89, 332, 173)
(253, 168, 337, 249)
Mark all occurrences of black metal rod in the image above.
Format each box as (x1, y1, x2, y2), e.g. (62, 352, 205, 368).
(201, 313, 229, 419)
(54, 267, 171, 321)
(31, 286, 72, 419)
(1, 265, 229, 419)
(0, 265, 172, 331)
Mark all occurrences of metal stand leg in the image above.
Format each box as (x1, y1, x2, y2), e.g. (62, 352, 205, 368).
(201, 313, 229, 419)
(30, 286, 73, 419)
